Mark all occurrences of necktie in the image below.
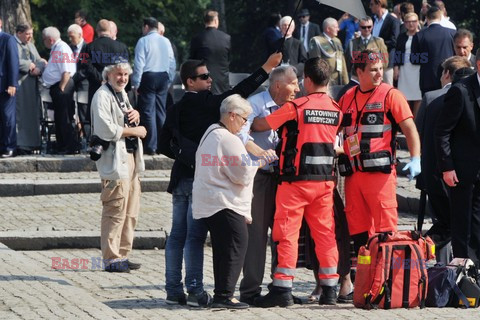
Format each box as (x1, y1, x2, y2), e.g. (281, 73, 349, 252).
(363, 38, 368, 47)
(301, 25, 306, 40)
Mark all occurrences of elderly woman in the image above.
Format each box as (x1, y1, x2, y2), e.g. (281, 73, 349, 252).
(192, 94, 265, 309)
(394, 12, 422, 117)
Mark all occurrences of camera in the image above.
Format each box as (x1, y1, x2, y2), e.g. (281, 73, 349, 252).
(124, 114, 138, 153)
(89, 135, 110, 161)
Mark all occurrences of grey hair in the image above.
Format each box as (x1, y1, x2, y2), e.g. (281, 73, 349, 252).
(322, 17, 337, 31)
(219, 94, 252, 117)
(42, 27, 61, 41)
(102, 62, 133, 81)
(280, 16, 294, 27)
(359, 16, 373, 24)
(67, 24, 83, 36)
(269, 65, 297, 84)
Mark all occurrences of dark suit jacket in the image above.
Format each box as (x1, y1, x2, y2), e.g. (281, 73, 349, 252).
(416, 85, 450, 194)
(81, 36, 128, 100)
(411, 24, 455, 93)
(70, 42, 87, 90)
(293, 22, 321, 47)
(275, 36, 307, 77)
(158, 67, 269, 192)
(375, 13, 400, 68)
(263, 26, 282, 59)
(435, 74, 480, 184)
(190, 27, 231, 95)
(0, 32, 19, 92)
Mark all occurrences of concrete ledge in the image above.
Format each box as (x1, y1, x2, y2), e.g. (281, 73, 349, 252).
(0, 154, 174, 173)
(0, 230, 167, 250)
(0, 177, 170, 196)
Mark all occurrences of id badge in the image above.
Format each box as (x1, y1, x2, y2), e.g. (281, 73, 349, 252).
(336, 53, 343, 72)
(346, 134, 361, 157)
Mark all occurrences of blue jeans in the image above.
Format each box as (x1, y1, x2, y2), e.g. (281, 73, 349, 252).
(165, 178, 208, 296)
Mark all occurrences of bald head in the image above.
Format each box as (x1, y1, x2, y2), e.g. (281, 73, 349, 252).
(158, 22, 165, 35)
(109, 21, 117, 40)
(96, 19, 111, 37)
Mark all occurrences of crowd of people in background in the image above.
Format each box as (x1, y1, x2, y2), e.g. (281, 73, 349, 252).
(1, 0, 480, 311)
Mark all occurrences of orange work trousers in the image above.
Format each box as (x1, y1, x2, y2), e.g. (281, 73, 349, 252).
(344, 170, 398, 236)
(272, 180, 339, 288)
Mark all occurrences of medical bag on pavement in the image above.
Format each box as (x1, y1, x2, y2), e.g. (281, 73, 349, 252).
(353, 231, 436, 309)
(426, 263, 468, 307)
(448, 258, 480, 308)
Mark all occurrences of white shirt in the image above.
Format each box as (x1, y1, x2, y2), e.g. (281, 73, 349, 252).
(42, 39, 76, 87)
(192, 123, 258, 222)
(440, 16, 456, 30)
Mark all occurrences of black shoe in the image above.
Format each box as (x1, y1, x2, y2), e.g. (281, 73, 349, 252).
(239, 293, 261, 306)
(337, 291, 353, 304)
(144, 149, 156, 156)
(104, 261, 130, 273)
(126, 260, 141, 270)
(187, 291, 213, 307)
(165, 293, 187, 305)
(1, 150, 17, 158)
(319, 286, 337, 305)
(254, 290, 294, 308)
(212, 298, 249, 309)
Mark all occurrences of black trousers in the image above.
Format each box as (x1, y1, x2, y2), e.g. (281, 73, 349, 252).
(204, 208, 248, 300)
(450, 174, 480, 265)
(50, 79, 78, 152)
(240, 171, 277, 299)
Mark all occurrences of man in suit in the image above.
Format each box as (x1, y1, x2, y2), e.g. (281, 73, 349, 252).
(132, 17, 175, 155)
(82, 19, 129, 108)
(435, 50, 480, 265)
(345, 16, 388, 77)
(293, 9, 321, 53)
(416, 56, 471, 264)
(190, 10, 231, 95)
(369, 0, 400, 85)
(276, 16, 307, 78)
(68, 23, 89, 143)
(309, 17, 348, 85)
(453, 29, 476, 69)
(0, 18, 19, 158)
(411, 6, 455, 95)
(263, 13, 282, 60)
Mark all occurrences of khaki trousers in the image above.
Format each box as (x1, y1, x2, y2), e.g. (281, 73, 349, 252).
(100, 153, 141, 261)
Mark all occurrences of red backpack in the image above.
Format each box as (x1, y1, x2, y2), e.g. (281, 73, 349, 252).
(353, 231, 436, 309)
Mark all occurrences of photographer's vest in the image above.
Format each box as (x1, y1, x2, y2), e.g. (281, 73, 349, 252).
(341, 83, 398, 174)
(277, 93, 341, 183)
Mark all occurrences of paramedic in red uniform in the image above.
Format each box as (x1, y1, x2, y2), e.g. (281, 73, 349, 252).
(252, 57, 343, 307)
(338, 49, 421, 255)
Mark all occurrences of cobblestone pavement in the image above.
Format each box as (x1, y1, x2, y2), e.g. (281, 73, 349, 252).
(1, 246, 476, 320)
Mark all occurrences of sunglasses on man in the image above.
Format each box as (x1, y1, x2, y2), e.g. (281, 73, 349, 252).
(191, 73, 210, 80)
(360, 25, 373, 29)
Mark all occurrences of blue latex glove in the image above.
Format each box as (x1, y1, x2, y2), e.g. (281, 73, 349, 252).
(402, 156, 421, 181)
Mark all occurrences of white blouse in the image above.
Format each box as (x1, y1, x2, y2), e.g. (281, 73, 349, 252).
(192, 123, 259, 223)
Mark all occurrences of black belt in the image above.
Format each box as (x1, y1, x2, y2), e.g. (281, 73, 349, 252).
(258, 169, 276, 176)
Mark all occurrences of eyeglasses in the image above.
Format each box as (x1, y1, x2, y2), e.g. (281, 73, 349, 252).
(360, 25, 373, 29)
(232, 112, 248, 124)
(299, 15, 308, 18)
(191, 73, 210, 80)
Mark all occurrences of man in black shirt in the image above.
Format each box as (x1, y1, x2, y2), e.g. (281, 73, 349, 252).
(158, 52, 281, 307)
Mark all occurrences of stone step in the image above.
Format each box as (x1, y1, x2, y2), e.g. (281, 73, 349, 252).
(0, 154, 174, 173)
(0, 170, 171, 196)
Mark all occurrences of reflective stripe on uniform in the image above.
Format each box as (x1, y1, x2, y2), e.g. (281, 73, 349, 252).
(318, 266, 337, 275)
(305, 156, 334, 165)
(275, 267, 296, 276)
(359, 124, 391, 133)
(363, 157, 391, 168)
(318, 278, 339, 286)
(272, 278, 293, 288)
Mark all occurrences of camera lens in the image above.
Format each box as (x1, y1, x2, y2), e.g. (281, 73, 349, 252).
(90, 144, 103, 161)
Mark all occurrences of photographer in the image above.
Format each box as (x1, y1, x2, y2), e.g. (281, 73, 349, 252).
(91, 61, 147, 273)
